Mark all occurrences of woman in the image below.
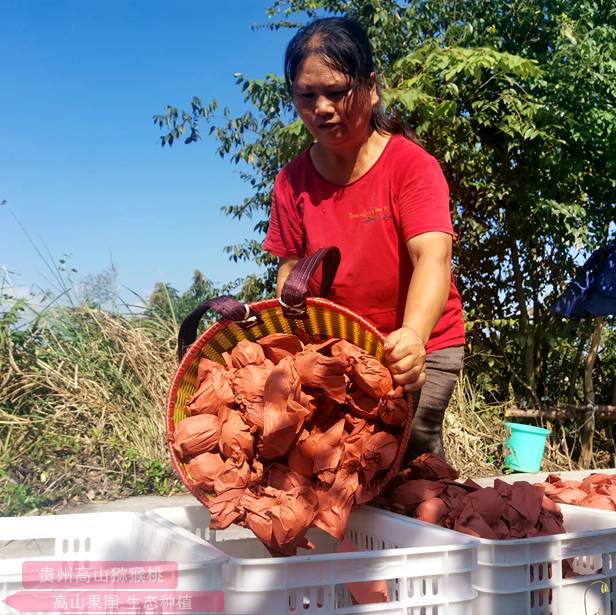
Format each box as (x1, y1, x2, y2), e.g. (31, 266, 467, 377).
(263, 16, 465, 461)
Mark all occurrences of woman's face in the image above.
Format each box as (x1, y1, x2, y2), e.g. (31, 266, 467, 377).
(292, 53, 378, 151)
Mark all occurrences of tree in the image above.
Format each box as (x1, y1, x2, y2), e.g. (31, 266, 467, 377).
(77, 265, 119, 310)
(146, 270, 241, 327)
(146, 282, 180, 322)
(155, 0, 615, 405)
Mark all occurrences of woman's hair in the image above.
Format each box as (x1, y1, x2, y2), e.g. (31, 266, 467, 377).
(284, 16, 418, 141)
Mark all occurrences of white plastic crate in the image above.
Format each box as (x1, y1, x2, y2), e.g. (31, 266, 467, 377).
(147, 504, 477, 615)
(401, 501, 616, 615)
(470, 471, 616, 614)
(0, 511, 227, 615)
(472, 468, 616, 489)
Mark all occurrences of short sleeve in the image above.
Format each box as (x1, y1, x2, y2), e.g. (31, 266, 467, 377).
(397, 151, 454, 241)
(263, 170, 305, 258)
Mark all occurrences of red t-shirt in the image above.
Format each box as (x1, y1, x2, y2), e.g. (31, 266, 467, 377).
(263, 134, 465, 353)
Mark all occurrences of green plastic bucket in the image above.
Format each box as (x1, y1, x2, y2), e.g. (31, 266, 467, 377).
(503, 422, 550, 473)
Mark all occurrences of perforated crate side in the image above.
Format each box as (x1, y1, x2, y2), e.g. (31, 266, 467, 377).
(0, 510, 227, 615)
(147, 504, 477, 615)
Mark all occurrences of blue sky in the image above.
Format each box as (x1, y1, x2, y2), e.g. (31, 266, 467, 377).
(0, 1, 295, 304)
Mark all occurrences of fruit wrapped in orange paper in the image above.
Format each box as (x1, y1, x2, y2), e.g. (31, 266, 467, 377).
(170, 333, 409, 556)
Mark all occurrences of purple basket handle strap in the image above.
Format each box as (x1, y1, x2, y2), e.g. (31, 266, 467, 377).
(177, 296, 254, 361)
(280, 247, 341, 315)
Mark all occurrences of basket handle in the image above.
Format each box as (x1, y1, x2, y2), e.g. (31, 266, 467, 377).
(177, 296, 256, 361)
(279, 246, 341, 317)
(177, 247, 340, 359)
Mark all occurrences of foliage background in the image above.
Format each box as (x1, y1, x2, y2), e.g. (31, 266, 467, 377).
(157, 0, 616, 406)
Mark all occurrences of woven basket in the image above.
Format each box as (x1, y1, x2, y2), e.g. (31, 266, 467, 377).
(166, 247, 413, 508)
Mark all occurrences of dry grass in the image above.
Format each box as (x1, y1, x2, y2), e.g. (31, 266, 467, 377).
(445, 373, 604, 478)
(0, 304, 182, 515)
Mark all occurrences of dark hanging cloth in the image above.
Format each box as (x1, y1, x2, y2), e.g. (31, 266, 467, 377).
(552, 239, 616, 318)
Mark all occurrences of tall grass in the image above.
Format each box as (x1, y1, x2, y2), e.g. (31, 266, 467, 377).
(1, 298, 181, 515)
(444, 374, 576, 477)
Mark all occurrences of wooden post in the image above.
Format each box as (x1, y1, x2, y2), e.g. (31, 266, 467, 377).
(505, 405, 616, 420)
(579, 317, 604, 468)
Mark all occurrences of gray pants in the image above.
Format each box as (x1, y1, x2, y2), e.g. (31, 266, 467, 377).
(405, 345, 465, 463)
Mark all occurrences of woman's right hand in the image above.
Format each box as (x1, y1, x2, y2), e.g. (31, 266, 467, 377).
(383, 325, 427, 393)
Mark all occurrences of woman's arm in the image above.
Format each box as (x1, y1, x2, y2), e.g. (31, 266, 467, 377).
(383, 231, 452, 392)
(275, 257, 300, 297)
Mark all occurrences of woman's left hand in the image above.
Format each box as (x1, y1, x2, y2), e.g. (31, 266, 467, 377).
(383, 325, 426, 393)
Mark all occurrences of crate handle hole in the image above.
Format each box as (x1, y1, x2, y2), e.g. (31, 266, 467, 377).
(288, 591, 297, 612)
(316, 587, 325, 608)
